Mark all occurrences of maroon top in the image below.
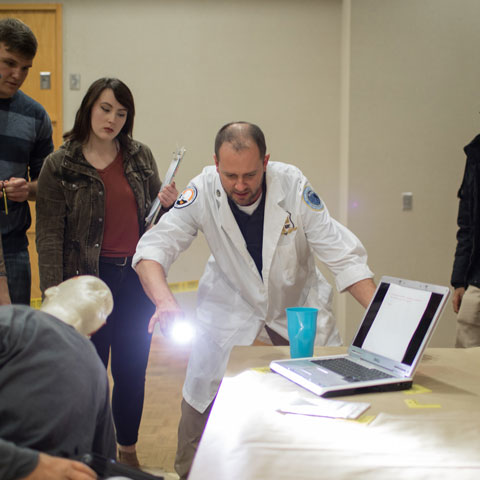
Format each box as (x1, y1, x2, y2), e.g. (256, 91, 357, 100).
(97, 150, 139, 257)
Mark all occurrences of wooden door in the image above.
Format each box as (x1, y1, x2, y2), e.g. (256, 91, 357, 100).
(0, 4, 62, 305)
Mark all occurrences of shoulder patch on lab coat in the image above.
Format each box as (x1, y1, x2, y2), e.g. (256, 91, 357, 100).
(174, 186, 198, 209)
(302, 185, 324, 211)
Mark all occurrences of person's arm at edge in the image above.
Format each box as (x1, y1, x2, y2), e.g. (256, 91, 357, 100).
(346, 278, 377, 308)
(134, 259, 182, 334)
(452, 287, 466, 314)
(27, 179, 37, 201)
(27, 103, 54, 203)
(21, 453, 97, 480)
(451, 153, 473, 312)
(0, 438, 37, 480)
(0, 439, 96, 480)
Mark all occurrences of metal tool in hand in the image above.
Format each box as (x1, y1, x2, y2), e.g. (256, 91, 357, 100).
(145, 146, 186, 228)
(2, 186, 7, 215)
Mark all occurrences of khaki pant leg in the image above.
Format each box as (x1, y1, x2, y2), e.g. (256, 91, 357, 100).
(456, 285, 480, 348)
(174, 398, 213, 480)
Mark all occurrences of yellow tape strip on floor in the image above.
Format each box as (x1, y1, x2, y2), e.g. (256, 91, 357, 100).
(30, 280, 199, 309)
(168, 280, 199, 294)
(30, 298, 42, 309)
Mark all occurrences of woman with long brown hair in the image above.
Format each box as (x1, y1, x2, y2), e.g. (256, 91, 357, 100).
(36, 77, 178, 467)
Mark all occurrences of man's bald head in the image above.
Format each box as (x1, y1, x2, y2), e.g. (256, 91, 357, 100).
(214, 122, 267, 161)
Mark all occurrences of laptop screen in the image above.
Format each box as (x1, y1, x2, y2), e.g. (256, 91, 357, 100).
(352, 282, 444, 365)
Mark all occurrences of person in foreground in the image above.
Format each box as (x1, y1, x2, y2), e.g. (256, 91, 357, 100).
(133, 121, 377, 479)
(36, 77, 178, 467)
(0, 275, 115, 480)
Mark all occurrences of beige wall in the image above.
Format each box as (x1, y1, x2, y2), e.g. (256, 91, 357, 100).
(12, 0, 477, 346)
(345, 0, 480, 346)
(59, 0, 343, 283)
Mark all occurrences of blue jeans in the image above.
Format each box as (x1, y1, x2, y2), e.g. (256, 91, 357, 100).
(91, 260, 154, 446)
(3, 249, 31, 305)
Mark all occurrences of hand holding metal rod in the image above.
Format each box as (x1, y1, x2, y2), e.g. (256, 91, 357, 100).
(145, 146, 186, 228)
(1, 182, 8, 215)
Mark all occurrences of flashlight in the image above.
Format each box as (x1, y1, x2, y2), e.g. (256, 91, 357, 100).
(169, 319, 195, 344)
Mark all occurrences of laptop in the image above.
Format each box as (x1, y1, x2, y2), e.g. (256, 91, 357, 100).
(270, 276, 450, 397)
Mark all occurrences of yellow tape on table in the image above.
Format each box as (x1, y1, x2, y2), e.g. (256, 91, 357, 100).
(250, 366, 272, 374)
(347, 414, 376, 424)
(403, 384, 432, 395)
(405, 399, 441, 409)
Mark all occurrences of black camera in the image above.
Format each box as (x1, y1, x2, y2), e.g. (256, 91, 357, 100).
(79, 453, 164, 480)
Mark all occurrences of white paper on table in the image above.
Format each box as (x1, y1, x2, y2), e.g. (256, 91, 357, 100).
(277, 392, 370, 419)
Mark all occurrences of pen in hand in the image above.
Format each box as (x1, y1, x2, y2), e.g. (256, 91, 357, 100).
(2, 186, 8, 215)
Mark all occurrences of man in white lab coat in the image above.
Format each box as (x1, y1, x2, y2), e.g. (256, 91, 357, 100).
(133, 121, 376, 479)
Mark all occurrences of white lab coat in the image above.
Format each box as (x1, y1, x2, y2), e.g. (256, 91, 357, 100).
(133, 162, 373, 412)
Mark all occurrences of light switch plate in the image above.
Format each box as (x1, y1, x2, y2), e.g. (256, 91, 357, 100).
(70, 73, 81, 90)
(40, 72, 51, 90)
(402, 192, 413, 211)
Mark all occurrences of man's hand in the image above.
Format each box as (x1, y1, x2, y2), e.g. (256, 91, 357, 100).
(157, 181, 179, 209)
(2, 177, 35, 202)
(22, 453, 97, 480)
(134, 259, 184, 335)
(148, 299, 183, 335)
(452, 287, 466, 313)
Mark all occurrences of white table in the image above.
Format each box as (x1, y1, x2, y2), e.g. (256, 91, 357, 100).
(189, 346, 480, 479)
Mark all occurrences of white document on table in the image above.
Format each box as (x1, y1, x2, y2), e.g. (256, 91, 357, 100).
(277, 392, 370, 419)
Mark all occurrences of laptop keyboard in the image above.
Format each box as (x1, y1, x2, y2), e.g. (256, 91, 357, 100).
(312, 357, 394, 383)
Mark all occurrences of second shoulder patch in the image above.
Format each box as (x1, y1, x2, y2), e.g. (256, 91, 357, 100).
(302, 185, 324, 211)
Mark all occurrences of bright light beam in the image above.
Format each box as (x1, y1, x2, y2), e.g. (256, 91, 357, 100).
(170, 320, 195, 344)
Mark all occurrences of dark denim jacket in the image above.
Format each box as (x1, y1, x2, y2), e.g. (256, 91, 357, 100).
(36, 139, 161, 293)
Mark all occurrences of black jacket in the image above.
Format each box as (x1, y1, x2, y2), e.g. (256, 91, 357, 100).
(452, 134, 480, 288)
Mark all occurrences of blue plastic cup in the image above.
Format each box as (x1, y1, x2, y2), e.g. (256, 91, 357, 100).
(286, 307, 318, 358)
